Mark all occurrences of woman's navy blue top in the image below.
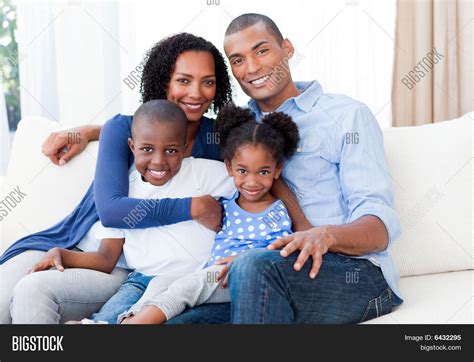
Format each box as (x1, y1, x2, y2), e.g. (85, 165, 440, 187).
(0, 114, 220, 264)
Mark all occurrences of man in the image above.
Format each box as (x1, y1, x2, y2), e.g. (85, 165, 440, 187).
(220, 13, 403, 324)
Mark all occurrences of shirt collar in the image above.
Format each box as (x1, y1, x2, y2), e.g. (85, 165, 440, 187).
(247, 80, 323, 117)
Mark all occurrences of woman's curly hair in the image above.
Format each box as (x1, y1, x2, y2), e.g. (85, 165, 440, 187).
(215, 104, 300, 164)
(140, 33, 233, 113)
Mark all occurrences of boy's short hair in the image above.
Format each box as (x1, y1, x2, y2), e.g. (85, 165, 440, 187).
(132, 100, 188, 140)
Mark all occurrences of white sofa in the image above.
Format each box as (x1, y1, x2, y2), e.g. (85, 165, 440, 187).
(1, 114, 472, 324)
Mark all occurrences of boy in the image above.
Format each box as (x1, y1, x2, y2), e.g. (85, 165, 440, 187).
(29, 100, 235, 323)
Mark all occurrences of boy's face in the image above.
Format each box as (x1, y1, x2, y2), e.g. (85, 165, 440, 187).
(128, 119, 187, 186)
(226, 144, 282, 202)
(224, 22, 295, 108)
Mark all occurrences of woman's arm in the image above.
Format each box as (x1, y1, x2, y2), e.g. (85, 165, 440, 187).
(30, 238, 125, 274)
(94, 115, 222, 230)
(42, 125, 102, 165)
(271, 178, 312, 232)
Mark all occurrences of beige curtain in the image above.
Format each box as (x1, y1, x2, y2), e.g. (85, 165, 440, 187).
(392, 0, 473, 126)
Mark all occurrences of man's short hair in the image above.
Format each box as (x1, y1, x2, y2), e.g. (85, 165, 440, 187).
(225, 13, 284, 44)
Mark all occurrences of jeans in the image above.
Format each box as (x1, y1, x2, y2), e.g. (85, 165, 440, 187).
(165, 249, 402, 324)
(92, 272, 155, 324)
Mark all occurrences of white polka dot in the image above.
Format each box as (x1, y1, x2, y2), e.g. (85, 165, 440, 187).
(224, 204, 227, 209)
(274, 228, 281, 232)
(282, 220, 290, 226)
(249, 234, 255, 238)
(246, 217, 253, 222)
(237, 227, 244, 233)
(224, 238, 230, 243)
(226, 221, 230, 227)
(227, 231, 233, 235)
(218, 231, 223, 235)
(224, 250, 230, 254)
(215, 245, 221, 249)
(266, 235, 272, 240)
(283, 231, 289, 236)
(238, 235, 244, 240)
(235, 219, 241, 224)
(248, 225, 254, 232)
(279, 211, 285, 216)
(276, 236, 282, 239)
(259, 224, 266, 230)
(233, 211, 239, 216)
(231, 251, 237, 256)
(260, 231, 267, 236)
(248, 244, 254, 248)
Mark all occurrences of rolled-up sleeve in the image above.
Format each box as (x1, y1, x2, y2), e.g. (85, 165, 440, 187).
(338, 105, 401, 247)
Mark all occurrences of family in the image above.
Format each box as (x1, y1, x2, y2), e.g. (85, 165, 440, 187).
(0, 13, 403, 324)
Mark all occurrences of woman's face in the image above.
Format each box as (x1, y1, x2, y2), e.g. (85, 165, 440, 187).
(167, 51, 217, 122)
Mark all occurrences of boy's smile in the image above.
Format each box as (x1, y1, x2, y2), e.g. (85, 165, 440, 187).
(128, 120, 187, 186)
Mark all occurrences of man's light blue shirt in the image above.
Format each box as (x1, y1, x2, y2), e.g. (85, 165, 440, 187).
(248, 81, 403, 299)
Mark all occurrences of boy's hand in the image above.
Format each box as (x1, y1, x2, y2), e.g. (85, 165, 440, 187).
(215, 256, 236, 288)
(29, 248, 65, 273)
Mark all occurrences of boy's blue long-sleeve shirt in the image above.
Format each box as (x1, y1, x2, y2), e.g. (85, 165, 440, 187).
(0, 114, 220, 264)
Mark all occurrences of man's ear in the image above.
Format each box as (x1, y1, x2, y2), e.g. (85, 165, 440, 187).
(128, 138, 135, 152)
(274, 163, 283, 179)
(225, 160, 233, 177)
(282, 38, 295, 59)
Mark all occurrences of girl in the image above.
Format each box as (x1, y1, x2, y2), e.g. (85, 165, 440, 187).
(119, 104, 300, 324)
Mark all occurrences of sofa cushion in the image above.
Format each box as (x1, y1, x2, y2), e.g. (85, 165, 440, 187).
(363, 270, 473, 324)
(383, 113, 473, 277)
(1, 117, 98, 252)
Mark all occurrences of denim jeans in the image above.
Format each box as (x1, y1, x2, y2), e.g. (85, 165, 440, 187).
(166, 249, 402, 324)
(92, 271, 155, 324)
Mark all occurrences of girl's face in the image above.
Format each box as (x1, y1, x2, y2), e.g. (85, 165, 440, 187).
(225, 144, 282, 202)
(167, 51, 217, 122)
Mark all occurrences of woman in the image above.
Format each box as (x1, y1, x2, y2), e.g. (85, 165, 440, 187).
(0, 33, 233, 324)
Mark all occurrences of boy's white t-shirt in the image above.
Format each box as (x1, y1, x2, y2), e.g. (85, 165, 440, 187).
(78, 157, 235, 276)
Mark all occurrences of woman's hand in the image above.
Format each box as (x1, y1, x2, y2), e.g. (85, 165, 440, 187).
(190, 195, 223, 232)
(267, 227, 336, 279)
(215, 255, 237, 288)
(42, 125, 100, 166)
(29, 248, 65, 273)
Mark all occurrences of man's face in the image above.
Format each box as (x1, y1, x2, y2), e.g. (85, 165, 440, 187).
(128, 120, 187, 186)
(224, 22, 294, 107)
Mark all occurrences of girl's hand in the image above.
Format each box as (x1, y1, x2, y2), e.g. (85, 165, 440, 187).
(215, 256, 236, 288)
(29, 248, 65, 273)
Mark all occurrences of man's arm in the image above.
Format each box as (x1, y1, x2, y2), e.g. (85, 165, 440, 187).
(271, 178, 312, 232)
(42, 125, 101, 165)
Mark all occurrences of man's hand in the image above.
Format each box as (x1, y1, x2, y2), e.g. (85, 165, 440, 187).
(29, 248, 65, 273)
(215, 256, 236, 288)
(267, 227, 336, 279)
(42, 125, 99, 166)
(190, 195, 222, 232)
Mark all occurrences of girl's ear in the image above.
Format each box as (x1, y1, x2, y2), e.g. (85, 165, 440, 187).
(224, 160, 233, 177)
(128, 138, 135, 152)
(274, 163, 283, 179)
